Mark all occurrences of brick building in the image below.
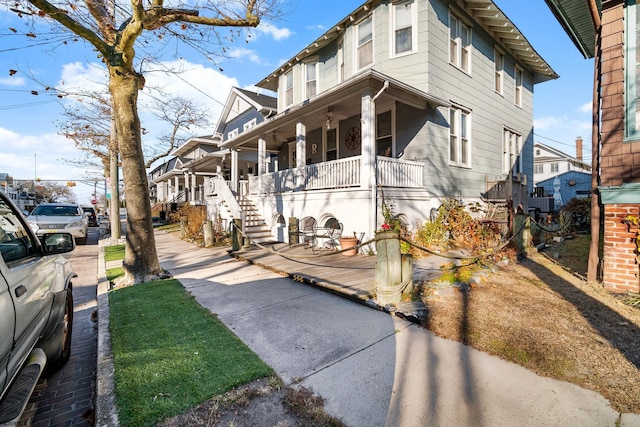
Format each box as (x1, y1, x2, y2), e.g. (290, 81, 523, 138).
(546, 0, 640, 292)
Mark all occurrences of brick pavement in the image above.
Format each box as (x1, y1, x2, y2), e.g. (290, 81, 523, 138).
(18, 229, 99, 427)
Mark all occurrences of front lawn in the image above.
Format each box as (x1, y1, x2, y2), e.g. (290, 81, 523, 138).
(108, 279, 273, 427)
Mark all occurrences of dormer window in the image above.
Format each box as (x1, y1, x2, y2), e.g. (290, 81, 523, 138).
(243, 118, 257, 131)
(357, 15, 373, 70)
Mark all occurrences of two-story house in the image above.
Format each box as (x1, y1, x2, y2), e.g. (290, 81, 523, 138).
(545, 0, 640, 293)
(205, 0, 557, 242)
(149, 87, 277, 214)
(533, 139, 591, 185)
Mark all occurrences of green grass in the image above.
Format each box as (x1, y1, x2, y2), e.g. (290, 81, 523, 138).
(108, 279, 273, 427)
(106, 267, 124, 282)
(104, 244, 125, 262)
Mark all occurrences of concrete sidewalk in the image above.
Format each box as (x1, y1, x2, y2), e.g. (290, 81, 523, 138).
(146, 231, 639, 427)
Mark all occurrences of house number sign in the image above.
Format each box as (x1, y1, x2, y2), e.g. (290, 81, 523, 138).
(345, 127, 361, 150)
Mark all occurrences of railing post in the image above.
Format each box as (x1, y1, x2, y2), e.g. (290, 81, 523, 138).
(232, 218, 243, 251)
(514, 214, 531, 256)
(288, 217, 299, 245)
(375, 231, 403, 305)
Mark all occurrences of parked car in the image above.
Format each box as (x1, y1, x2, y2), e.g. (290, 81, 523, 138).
(27, 203, 88, 245)
(0, 192, 76, 424)
(81, 206, 98, 227)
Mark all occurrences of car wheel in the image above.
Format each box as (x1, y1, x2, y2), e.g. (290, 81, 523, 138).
(46, 288, 73, 372)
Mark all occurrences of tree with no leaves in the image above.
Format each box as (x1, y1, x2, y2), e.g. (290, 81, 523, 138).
(6, 0, 278, 284)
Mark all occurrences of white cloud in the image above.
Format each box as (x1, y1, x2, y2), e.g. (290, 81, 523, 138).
(58, 62, 108, 95)
(254, 22, 292, 41)
(0, 76, 25, 86)
(578, 102, 592, 113)
(227, 48, 262, 64)
(533, 115, 565, 130)
(306, 24, 327, 32)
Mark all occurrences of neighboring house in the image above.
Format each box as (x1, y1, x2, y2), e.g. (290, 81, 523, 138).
(149, 87, 277, 213)
(206, 0, 557, 242)
(535, 170, 592, 209)
(545, 0, 640, 293)
(533, 139, 591, 185)
(0, 173, 36, 212)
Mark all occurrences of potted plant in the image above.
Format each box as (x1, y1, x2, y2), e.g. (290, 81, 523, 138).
(339, 233, 359, 256)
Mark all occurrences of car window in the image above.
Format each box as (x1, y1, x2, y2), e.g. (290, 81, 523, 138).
(0, 200, 37, 263)
(32, 206, 80, 216)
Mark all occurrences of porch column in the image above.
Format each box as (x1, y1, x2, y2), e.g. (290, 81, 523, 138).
(296, 121, 307, 189)
(361, 89, 377, 236)
(258, 137, 266, 195)
(183, 172, 190, 202)
(231, 149, 239, 194)
(190, 172, 197, 202)
(174, 175, 180, 201)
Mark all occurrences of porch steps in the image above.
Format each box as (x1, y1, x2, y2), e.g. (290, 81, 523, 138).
(221, 196, 274, 244)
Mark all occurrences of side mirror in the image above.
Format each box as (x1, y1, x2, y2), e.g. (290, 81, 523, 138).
(42, 233, 76, 254)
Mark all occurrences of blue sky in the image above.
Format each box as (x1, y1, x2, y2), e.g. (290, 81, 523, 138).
(0, 0, 593, 204)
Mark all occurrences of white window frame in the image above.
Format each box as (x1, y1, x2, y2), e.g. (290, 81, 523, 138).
(514, 66, 523, 107)
(449, 11, 472, 74)
(391, 1, 417, 57)
(494, 48, 504, 94)
(534, 164, 544, 174)
(243, 118, 257, 132)
(356, 15, 374, 71)
(502, 128, 522, 175)
(304, 60, 318, 99)
(227, 128, 239, 140)
(284, 69, 294, 107)
(449, 106, 471, 167)
(550, 162, 559, 173)
(625, 1, 640, 139)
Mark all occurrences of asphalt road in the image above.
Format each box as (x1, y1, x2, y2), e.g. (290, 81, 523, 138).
(18, 227, 100, 427)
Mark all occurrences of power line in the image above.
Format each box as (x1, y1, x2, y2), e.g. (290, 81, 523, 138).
(534, 132, 593, 153)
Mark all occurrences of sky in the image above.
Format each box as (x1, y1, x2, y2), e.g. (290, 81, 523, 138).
(0, 0, 594, 204)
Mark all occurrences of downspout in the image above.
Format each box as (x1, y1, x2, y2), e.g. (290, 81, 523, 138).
(587, 0, 601, 283)
(370, 81, 390, 236)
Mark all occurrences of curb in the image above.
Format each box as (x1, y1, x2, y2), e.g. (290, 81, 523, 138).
(95, 246, 119, 427)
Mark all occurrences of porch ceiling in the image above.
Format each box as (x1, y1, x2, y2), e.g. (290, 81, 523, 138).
(222, 69, 450, 152)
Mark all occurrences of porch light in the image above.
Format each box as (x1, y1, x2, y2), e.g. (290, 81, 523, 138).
(326, 112, 334, 130)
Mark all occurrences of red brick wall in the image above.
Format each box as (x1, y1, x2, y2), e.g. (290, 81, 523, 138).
(603, 204, 640, 292)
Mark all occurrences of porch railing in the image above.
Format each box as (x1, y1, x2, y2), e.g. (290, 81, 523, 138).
(247, 155, 424, 195)
(376, 156, 423, 187)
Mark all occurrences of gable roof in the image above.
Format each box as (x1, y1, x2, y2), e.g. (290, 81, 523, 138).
(258, 0, 558, 90)
(544, 0, 601, 59)
(216, 87, 277, 127)
(534, 142, 591, 170)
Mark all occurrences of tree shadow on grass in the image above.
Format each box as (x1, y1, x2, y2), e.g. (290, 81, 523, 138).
(523, 256, 640, 370)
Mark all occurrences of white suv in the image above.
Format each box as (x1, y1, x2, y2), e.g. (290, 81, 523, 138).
(0, 192, 76, 424)
(27, 203, 88, 245)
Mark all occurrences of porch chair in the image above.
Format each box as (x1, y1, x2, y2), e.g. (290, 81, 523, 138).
(299, 216, 317, 247)
(324, 221, 343, 251)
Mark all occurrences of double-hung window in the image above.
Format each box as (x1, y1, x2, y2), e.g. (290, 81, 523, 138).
(514, 66, 523, 107)
(357, 15, 373, 70)
(285, 70, 293, 107)
(449, 12, 471, 73)
(625, 1, 640, 139)
(502, 128, 522, 176)
(305, 61, 317, 99)
(449, 107, 471, 167)
(392, 1, 415, 56)
(494, 49, 504, 94)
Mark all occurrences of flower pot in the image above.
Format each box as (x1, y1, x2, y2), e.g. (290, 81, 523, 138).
(339, 237, 358, 256)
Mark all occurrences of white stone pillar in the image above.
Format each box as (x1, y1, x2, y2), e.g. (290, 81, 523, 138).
(190, 173, 196, 202)
(361, 89, 377, 237)
(231, 149, 239, 194)
(174, 175, 180, 200)
(296, 121, 307, 189)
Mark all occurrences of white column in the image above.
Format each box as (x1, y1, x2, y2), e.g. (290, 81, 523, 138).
(296, 121, 307, 189)
(258, 138, 266, 175)
(360, 89, 377, 237)
(190, 173, 196, 202)
(231, 149, 239, 194)
(174, 175, 180, 200)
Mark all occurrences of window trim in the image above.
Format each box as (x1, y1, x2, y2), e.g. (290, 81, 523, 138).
(494, 48, 504, 95)
(356, 14, 374, 71)
(284, 69, 294, 107)
(625, 0, 640, 140)
(243, 118, 257, 132)
(514, 66, 523, 107)
(449, 11, 472, 74)
(391, 0, 417, 58)
(449, 106, 471, 168)
(502, 128, 522, 176)
(227, 128, 239, 140)
(304, 60, 318, 100)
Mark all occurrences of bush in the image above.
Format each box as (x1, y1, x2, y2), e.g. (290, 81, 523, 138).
(170, 205, 207, 240)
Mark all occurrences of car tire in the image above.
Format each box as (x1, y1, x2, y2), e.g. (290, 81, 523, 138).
(46, 288, 73, 373)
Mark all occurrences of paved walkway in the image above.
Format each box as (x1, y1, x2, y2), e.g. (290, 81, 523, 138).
(134, 231, 639, 427)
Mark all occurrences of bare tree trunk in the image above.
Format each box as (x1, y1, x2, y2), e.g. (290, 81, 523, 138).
(109, 68, 163, 283)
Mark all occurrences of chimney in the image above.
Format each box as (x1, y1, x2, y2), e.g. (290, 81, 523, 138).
(576, 136, 583, 161)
